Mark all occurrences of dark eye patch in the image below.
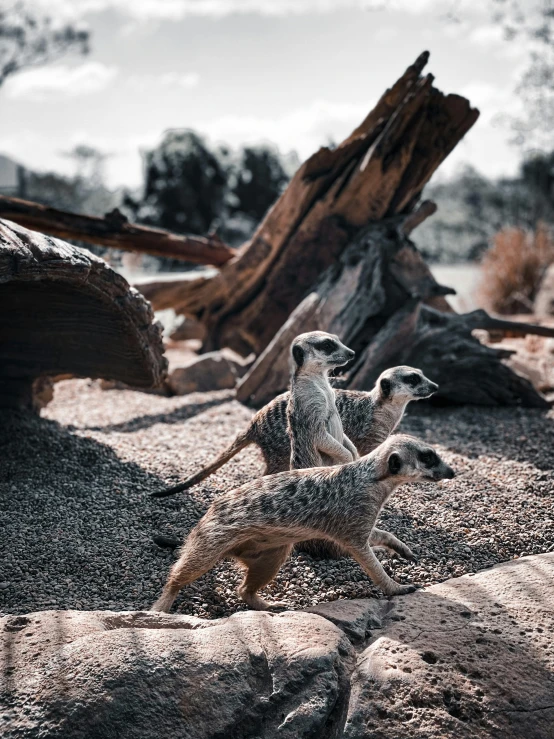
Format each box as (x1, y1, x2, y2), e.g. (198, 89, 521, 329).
(419, 450, 438, 467)
(403, 373, 421, 387)
(314, 339, 337, 354)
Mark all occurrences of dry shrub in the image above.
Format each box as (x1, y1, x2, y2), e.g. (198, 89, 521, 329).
(478, 223, 554, 314)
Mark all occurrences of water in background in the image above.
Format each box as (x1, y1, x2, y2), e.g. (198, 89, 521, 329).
(430, 263, 481, 313)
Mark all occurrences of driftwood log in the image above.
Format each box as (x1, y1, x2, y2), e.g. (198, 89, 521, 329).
(0, 219, 167, 410)
(236, 213, 552, 408)
(145, 51, 479, 357)
(133, 51, 552, 408)
(0, 196, 234, 266)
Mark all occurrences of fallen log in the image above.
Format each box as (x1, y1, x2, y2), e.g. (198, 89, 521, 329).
(0, 219, 167, 410)
(237, 214, 551, 408)
(0, 196, 234, 266)
(158, 51, 479, 356)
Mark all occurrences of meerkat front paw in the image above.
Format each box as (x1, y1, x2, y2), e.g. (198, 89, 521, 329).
(399, 545, 417, 563)
(393, 583, 417, 596)
(383, 582, 417, 596)
(265, 601, 288, 612)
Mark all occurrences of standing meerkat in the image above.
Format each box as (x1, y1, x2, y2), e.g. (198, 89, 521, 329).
(151, 366, 439, 499)
(151, 434, 455, 613)
(287, 331, 357, 469)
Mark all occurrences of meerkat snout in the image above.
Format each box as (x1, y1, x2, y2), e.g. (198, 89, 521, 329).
(380, 435, 455, 483)
(378, 366, 438, 402)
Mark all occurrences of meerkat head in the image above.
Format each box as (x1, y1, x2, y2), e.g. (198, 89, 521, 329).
(375, 434, 455, 483)
(290, 331, 355, 375)
(377, 366, 438, 402)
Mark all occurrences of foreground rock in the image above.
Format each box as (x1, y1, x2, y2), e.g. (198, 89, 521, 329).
(0, 610, 354, 739)
(344, 553, 554, 738)
(1, 555, 553, 738)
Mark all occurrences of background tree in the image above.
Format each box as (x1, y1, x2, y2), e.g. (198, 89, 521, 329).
(490, 0, 554, 151)
(229, 145, 289, 222)
(0, 1, 89, 88)
(127, 130, 228, 236)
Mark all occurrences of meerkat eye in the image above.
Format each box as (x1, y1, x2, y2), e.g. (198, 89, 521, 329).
(419, 450, 438, 467)
(404, 373, 421, 387)
(314, 339, 337, 354)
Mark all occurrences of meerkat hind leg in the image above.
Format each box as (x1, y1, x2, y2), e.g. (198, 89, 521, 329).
(235, 545, 292, 611)
(370, 528, 417, 562)
(151, 538, 225, 613)
(348, 543, 416, 596)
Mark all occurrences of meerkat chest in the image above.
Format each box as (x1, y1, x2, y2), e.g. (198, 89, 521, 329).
(314, 379, 343, 440)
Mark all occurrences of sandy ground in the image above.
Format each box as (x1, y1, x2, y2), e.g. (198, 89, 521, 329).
(1, 379, 553, 619)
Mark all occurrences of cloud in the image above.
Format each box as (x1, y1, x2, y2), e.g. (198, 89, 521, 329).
(36, 0, 482, 21)
(3, 62, 118, 101)
(127, 72, 200, 91)
(200, 99, 371, 160)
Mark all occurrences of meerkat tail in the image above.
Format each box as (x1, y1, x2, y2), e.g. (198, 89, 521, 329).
(151, 431, 252, 498)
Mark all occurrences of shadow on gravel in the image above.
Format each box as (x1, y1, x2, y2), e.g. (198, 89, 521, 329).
(380, 507, 504, 571)
(0, 410, 193, 615)
(401, 404, 554, 470)
(72, 394, 230, 433)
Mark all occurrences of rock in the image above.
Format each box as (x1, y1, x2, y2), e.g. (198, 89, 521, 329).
(167, 352, 237, 395)
(1, 609, 354, 739)
(169, 316, 207, 342)
(220, 347, 256, 379)
(308, 598, 387, 643)
(535, 264, 554, 316)
(344, 553, 554, 738)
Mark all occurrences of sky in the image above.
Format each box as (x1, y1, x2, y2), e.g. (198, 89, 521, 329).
(0, 0, 532, 189)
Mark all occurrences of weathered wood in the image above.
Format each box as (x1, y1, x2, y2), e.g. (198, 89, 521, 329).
(159, 52, 478, 357)
(237, 215, 550, 409)
(0, 218, 167, 410)
(349, 306, 549, 408)
(237, 217, 453, 405)
(0, 196, 234, 266)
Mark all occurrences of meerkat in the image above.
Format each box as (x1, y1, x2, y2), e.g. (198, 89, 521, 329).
(150, 434, 455, 613)
(287, 331, 357, 470)
(287, 331, 357, 559)
(151, 366, 439, 499)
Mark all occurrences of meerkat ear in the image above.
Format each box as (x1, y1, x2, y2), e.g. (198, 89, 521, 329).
(292, 344, 304, 367)
(388, 452, 402, 475)
(380, 377, 391, 397)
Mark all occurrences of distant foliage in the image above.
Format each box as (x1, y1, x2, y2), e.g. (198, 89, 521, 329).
(0, 1, 89, 87)
(478, 224, 554, 314)
(128, 130, 228, 237)
(415, 159, 554, 263)
(229, 145, 289, 221)
(123, 131, 295, 267)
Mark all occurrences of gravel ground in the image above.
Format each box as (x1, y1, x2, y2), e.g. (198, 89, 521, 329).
(1, 379, 553, 619)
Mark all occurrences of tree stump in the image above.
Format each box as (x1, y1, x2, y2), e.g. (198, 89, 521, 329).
(0, 219, 167, 410)
(151, 51, 479, 358)
(236, 213, 550, 408)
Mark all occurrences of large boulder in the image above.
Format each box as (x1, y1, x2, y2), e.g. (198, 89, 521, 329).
(1, 609, 354, 739)
(344, 553, 554, 738)
(2, 555, 553, 738)
(166, 349, 254, 395)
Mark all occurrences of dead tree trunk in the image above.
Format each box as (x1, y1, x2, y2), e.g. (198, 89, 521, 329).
(236, 212, 551, 408)
(0, 219, 167, 410)
(157, 51, 479, 356)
